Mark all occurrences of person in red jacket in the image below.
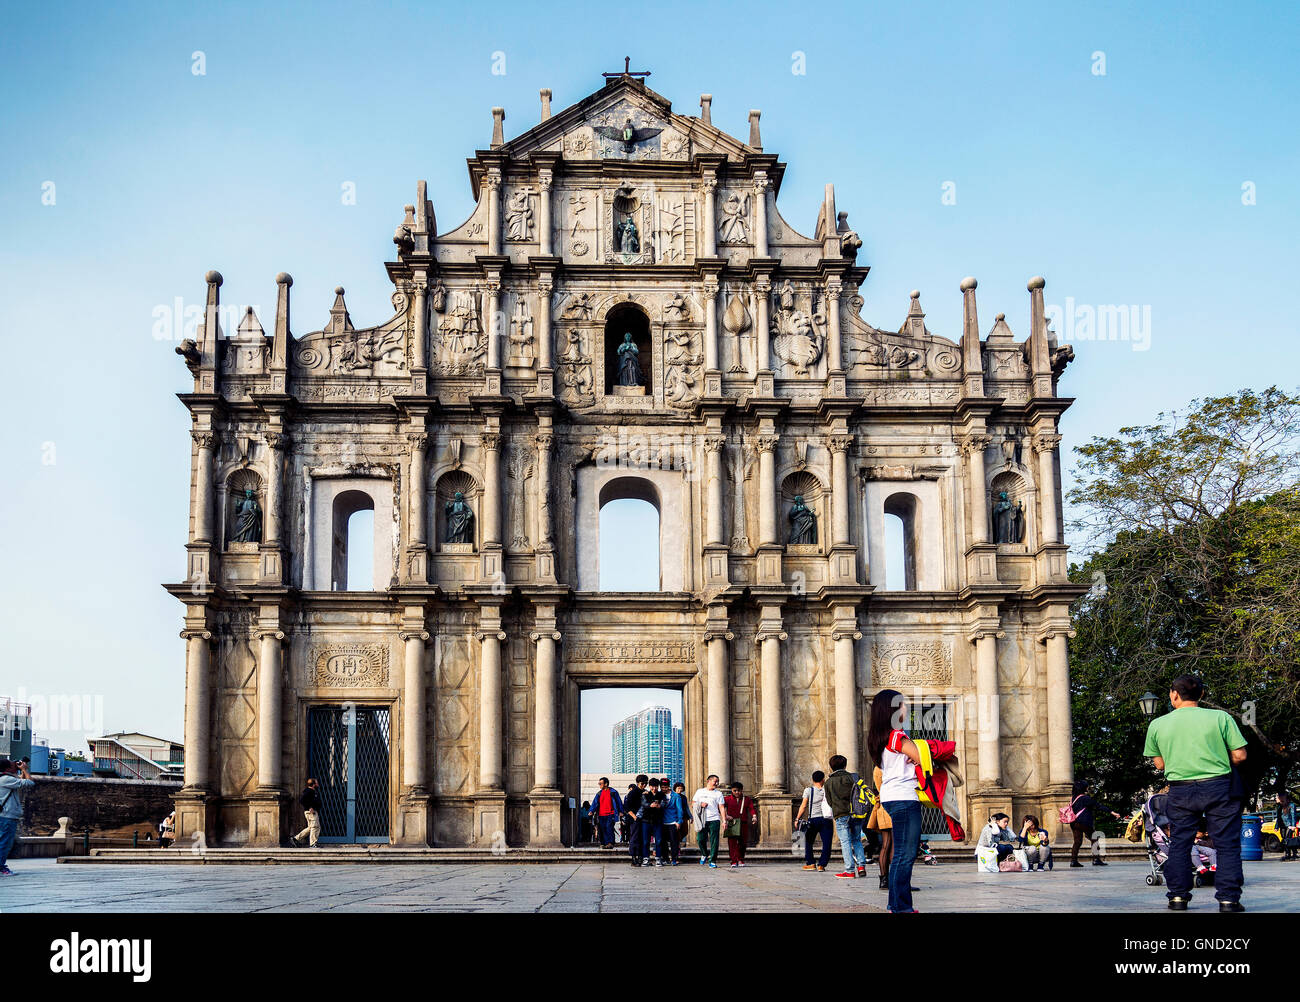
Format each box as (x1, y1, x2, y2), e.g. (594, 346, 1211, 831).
(723, 782, 758, 867)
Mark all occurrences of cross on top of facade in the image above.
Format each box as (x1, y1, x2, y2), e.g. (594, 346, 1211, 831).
(602, 56, 650, 82)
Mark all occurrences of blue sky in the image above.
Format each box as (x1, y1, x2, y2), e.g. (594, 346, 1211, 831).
(1, 0, 1296, 754)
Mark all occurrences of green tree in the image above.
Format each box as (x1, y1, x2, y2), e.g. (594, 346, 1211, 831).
(1067, 387, 1300, 805)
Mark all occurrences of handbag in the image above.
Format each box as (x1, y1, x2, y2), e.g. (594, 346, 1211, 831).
(724, 795, 745, 838)
(1058, 795, 1084, 825)
(797, 787, 814, 832)
(999, 855, 1023, 872)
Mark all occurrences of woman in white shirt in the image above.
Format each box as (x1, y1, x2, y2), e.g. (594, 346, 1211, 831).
(867, 688, 923, 913)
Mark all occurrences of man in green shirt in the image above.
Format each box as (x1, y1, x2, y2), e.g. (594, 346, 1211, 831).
(1143, 674, 1248, 912)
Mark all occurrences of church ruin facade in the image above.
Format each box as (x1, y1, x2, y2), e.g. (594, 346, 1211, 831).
(168, 72, 1084, 848)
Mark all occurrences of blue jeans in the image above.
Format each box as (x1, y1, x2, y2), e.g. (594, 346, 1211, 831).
(641, 820, 662, 858)
(834, 815, 866, 871)
(0, 817, 18, 869)
(596, 814, 616, 846)
(884, 800, 921, 912)
(804, 817, 833, 867)
(1164, 774, 1243, 903)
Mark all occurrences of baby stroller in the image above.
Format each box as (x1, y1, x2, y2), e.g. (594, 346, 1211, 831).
(1142, 792, 1212, 888)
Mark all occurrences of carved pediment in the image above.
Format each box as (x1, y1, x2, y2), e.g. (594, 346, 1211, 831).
(292, 287, 412, 379)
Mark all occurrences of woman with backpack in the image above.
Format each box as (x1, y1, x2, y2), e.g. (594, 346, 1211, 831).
(1063, 779, 1122, 867)
(867, 688, 923, 913)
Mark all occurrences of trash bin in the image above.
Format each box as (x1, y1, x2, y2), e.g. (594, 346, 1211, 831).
(1241, 813, 1263, 861)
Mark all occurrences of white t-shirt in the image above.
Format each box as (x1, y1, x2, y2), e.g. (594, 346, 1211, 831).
(693, 787, 726, 822)
(804, 785, 833, 819)
(879, 730, 919, 803)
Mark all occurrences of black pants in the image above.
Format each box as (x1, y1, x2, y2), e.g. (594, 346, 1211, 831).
(659, 822, 683, 861)
(804, 817, 833, 867)
(1165, 774, 1243, 903)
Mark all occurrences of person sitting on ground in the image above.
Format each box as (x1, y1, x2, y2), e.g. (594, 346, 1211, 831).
(1018, 814, 1052, 871)
(977, 813, 1019, 862)
(1192, 827, 1217, 876)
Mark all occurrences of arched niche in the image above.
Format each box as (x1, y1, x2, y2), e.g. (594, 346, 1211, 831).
(990, 470, 1030, 546)
(435, 469, 481, 550)
(603, 303, 652, 395)
(224, 468, 264, 547)
(780, 470, 825, 548)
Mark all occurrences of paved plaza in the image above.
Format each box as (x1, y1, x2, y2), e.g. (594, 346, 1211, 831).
(3, 858, 1296, 913)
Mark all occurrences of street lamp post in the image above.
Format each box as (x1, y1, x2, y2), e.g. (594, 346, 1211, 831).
(1138, 691, 1162, 719)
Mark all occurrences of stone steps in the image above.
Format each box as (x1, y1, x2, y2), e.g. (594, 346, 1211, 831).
(64, 842, 1149, 865)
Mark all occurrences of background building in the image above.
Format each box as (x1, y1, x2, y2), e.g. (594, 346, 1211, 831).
(0, 698, 32, 764)
(611, 706, 683, 783)
(89, 732, 185, 781)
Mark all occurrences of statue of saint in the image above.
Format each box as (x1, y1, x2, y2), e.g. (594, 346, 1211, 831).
(444, 491, 475, 544)
(992, 490, 1024, 543)
(616, 215, 639, 254)
(616, 332, 642, 386)
(788, 494, 817, 544)
(231, 488, 262, 543)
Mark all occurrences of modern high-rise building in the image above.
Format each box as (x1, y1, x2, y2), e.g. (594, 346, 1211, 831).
(611, 706, 683, 782)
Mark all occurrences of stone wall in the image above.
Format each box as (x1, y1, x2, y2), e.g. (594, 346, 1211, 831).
(20, 776, 181, 836)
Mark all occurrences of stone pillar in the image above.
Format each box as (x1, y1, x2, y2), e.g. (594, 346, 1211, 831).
(408, 431, 428, 552)
(1035, 433, 1062, 544)
(965, 435, 991, 544)
(757, 613, 790, 848)
(537, 169, 553, 256)
(192, 431, 215, 544)
(485, 275, 501, 371)
(475, 615, 508, 845)
(753, 174, 769, 257)
(264, 432, 284, 546)
(705, 435, 725, 545)
(411, 272, 428, 375)
(833, 621, 862, 771)
(973, 629, 1004, 787)
(830, 436, 851, 547)
(702, 172, 717, 257)
(485, 167, 502, 256)
(248, 623, 286, 847)
(534, 427, 556, 582)
(401, 629, 430, 790)
(703, 278, 719, 373)
(536, 276, 553, 372)
(757, 433, 778, 545)
(755, 276, 771, 373)
(1044, 629, 1074, 787)
(482, 431, 502, 546)
(705, 628, 732, 781)
(826, 278, 843, 373)
(529, 616, 563, 846)
(182, 628, 213, 789)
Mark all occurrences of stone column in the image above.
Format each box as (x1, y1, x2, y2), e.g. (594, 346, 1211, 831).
(401, 629, 430, 790)
(702, 278, 719, 373)
(705, 435, 726, 545)
(263, 432, 285, 546)
(256, 628, 284, 789)
(964, 435, 992, 544)
(826, 278, 843, 373)
(758, 620, 787, 792)
(408, 433, 427, 549)
(757, 433, 778, 545)
(192, 431, 215, 544)
(536, 276, 553, 372)
(973, 629, 1004, 787)
(411, 272, 428, 374)
(753, 174, 769, 257)
(1044, 628, 1075, 787)
(755, 276, 771, 373)
(485, 275, 501, 371)
(477, 621, 507, 790)
(705, 629, 732, 781)
(833, 622, 862, 771)
(830, 435, 852, 547)
(702, 172, 718, 257)
(182, 628, 213, 789)
(529, 620, 564, 846)
(482, 431, 502, 546)
(485, 167, 502, 256)
(537, 169, 553, 256)
(1035, 433, 1062, 544)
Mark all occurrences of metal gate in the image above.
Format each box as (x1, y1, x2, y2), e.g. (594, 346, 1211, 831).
(905, 697, 955, 840)
(307, 705, 391, 844)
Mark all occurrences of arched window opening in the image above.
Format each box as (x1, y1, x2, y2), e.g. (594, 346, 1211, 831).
(332, 490, 375, 591)
(883, 492, 919, 591)
(603, 304, 652, 395)
(598, 477, 661, 591)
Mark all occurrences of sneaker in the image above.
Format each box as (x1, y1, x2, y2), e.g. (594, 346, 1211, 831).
(1219, 901, 1245, 913)
(671, 860, 679, 866)
(654, 859, 663, 867)
(835, 871, 856, 878)
(1070, 861, 1084, 868)
(802, 864, 817, 870)
(708, 862, 718, 868)
(817, 865, 827, 871)
(1093, 859, 1108, 866)
(1168, 896, 1190, 911)
(737, 862, 746, 867)
(856, 866, 867, 878)
(0, 866, 12, 876)
(699, 858, 707, 866)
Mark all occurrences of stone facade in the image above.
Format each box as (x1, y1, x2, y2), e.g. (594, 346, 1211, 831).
(168, 73, 1085, 848)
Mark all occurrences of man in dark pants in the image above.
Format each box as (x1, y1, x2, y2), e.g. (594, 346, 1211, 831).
(591, 777, 623, 848)
(1143, 674, 1248, 912)
(624, 775, 648, 867)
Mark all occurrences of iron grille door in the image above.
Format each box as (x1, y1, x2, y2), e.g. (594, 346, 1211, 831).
(307, 705, 391, 844)
(906, 697, 955, 841)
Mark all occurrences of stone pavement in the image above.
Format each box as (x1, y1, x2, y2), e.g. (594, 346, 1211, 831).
(3, 858, 1296, 913)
